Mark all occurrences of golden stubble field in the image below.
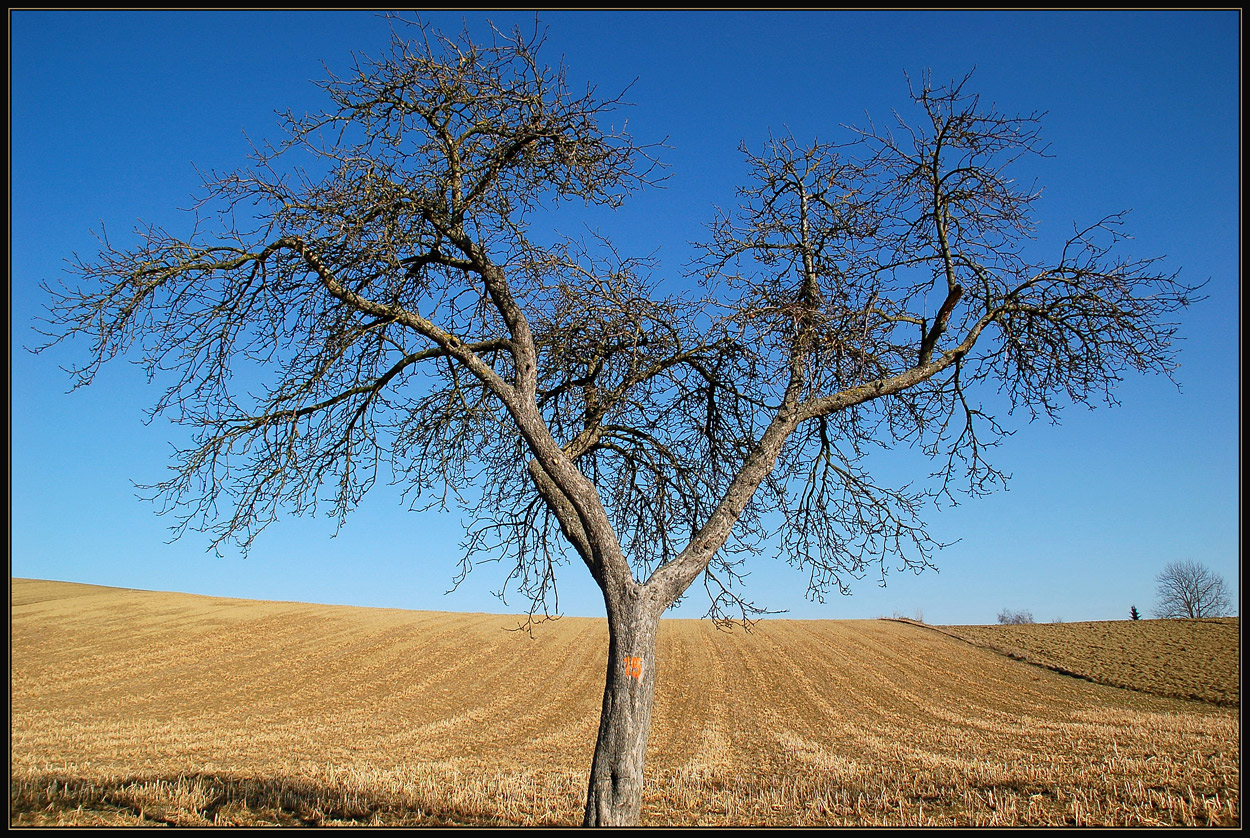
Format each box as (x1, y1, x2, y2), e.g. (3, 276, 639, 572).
(939, 618, 1239, 706)
(9, 578, 1240, 827)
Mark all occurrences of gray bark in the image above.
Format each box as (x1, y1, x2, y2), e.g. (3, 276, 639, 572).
(582, 587, 662, 826)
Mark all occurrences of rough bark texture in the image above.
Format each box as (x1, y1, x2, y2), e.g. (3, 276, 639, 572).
(583, 591, 662, 826)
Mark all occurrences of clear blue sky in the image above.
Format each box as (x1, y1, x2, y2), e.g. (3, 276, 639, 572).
(11, 10, 1239, 625)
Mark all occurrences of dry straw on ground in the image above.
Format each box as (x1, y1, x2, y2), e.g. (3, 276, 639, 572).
(938, 617, 1239, 706)
(10, 579, 1240, 826)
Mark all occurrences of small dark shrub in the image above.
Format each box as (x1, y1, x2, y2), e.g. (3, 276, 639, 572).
(997, 608, 1035, 625)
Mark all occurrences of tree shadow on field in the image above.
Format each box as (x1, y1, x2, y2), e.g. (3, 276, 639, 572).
(10, 771, 526, 827)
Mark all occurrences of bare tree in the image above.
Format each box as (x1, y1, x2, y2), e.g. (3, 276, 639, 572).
(1153, 560, 1231, 618)
(997, 608, 1035, 625)
(37, 20, 1199, 826)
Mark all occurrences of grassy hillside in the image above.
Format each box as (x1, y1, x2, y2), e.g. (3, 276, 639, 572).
(10, 579, 1240, 827)
(936, 618, 1239, 706)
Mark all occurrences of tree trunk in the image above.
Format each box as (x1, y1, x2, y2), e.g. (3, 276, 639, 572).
(582, 592, 661, 826)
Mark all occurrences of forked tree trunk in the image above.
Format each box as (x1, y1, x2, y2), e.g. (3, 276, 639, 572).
(582, 593, 661, 826)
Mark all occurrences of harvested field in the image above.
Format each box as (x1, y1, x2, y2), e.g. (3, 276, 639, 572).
(10, 578, 1240, 827)
(935, 618, 1239, 706)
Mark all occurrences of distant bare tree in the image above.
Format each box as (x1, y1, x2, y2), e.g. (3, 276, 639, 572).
(37, 19, 1200, 826)
(1130, 604, 1141, 620)
(1153, 560, 1231, 618)
(997, 608, 1034, 625)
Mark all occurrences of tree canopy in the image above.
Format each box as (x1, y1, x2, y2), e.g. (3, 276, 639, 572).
(41, 24, 1197, 625)
(1153, 560, 1231, 619)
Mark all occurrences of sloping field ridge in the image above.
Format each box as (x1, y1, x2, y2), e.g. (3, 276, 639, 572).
(10, 579, 1240, 827)
(929, 618, 1238, 707)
